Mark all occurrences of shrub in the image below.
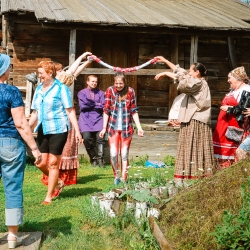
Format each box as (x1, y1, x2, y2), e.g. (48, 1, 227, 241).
(163, 155, 175, 167)
(213, 178, 250, 249)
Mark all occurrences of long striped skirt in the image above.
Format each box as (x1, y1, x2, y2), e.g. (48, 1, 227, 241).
(174, 119, 215, 179)
(41, 126, 79, 186)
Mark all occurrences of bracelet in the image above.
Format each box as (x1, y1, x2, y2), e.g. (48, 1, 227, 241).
(31, 147, 38, 151)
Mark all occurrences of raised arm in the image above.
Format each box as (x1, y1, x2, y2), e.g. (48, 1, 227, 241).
(66, 52, 92, 76)
(73, 60, 92, 78)
(155, 56, 176, 70)
(154, 71, 175, 81)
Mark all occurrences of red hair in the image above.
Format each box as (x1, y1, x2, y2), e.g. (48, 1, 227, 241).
(38, 61, 56, 78)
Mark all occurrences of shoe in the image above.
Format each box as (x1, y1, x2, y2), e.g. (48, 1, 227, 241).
(8, 233, 22, 249)
(52, 180, 65, 198)
(41, 200, 51, 205)
(97, 158, 105, 168)
(114, 178, 121, 185)
(91, 159, 97, 167)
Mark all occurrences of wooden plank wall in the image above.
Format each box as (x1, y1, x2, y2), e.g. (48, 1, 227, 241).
(3, 13, 250, 126)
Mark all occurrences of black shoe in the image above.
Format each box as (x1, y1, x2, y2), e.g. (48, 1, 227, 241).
(91, 159, 97, 167)
(97, 158, 105, 168)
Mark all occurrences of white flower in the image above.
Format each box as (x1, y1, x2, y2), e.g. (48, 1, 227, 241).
(244, 168, 247, 172)
(156, 153, 161, 156)
(198, 168, 204, 172)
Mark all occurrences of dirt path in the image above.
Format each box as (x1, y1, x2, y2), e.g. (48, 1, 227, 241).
(78, 130, 179, 162)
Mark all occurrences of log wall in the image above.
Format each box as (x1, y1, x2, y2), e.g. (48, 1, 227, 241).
(2, 13, 250, 127)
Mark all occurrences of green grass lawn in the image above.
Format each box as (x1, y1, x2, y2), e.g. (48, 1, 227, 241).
(0, 157, 174, 250)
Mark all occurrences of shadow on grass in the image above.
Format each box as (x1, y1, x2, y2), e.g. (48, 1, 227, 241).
(77, 174, 110, 184)
(60, 187, 102, 197)
(20, 216, 72, 237)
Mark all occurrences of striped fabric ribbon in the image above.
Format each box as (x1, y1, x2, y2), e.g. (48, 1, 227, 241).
(87, 55, 159, 73)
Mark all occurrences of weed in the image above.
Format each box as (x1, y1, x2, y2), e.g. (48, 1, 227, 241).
(213, 178, 250, 249)
(131, 155, 149, 167)
(163, 155, 175, 167)
(120, 189, 158, 204)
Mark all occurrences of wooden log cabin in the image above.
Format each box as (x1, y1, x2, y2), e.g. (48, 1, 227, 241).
(1, 0, 250, 128)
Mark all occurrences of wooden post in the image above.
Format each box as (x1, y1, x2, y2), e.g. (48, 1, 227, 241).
(2, 15, 8, 52)
(128, 33, 138, 97)
(190, 35, 198, 65)
(68, 29, 76, 99)
(169, 35, 179, 109)
(25, 80, 33, 117)
(83, 31, 92, 86)
(227, 37, 237, 70)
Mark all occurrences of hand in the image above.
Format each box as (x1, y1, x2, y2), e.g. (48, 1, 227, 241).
(82, 52, 92, 59)
(169, 119, 180, 126)
(242, 108, 250, 117)
(154, 56, 167, 63)
(220, 105, 231, 112)
(99, 128, 106, 138)
(137, 128, 144, 137)
(154, 72, 166, 81)
(75, 132, 83, 145)
(32, 148, 42, 165)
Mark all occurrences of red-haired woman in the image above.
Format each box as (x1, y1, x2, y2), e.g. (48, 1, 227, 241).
(41, 52, 92, 188)
(29, 61, 83, 204)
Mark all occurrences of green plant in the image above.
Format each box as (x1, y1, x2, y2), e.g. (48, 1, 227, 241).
(131, 154, 149, 167)
(163, 155, 175, 167)
(120, 189, 158, 204)
(213, 178, 250, 249)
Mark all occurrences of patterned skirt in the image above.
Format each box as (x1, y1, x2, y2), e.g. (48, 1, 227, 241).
(174, 119, 215, 179)
(41, 126, 79, 186)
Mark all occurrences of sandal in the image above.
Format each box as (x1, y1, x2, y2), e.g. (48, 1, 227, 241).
(41, 200, 52, 205)
(52, 180, 65, 198)
(8, 233, 22, 249)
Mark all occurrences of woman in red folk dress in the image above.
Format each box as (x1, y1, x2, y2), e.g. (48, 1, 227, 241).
(213, 66, 250, 169)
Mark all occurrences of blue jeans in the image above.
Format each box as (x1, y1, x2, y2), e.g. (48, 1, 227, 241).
(0, 138, 26, 226)
(239, 135, 250, 153)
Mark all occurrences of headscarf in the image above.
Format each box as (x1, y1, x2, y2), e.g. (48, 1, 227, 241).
(228, 66, 249, 83)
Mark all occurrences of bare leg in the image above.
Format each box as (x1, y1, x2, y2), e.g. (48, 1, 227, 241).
(236, 147, 249, 161)
(7, 226, 18, 240)
(36, 153, 49, 175)
(44, 154, 61, 202)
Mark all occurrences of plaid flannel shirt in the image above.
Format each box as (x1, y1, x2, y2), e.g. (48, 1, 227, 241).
(103, 86, 138, 138)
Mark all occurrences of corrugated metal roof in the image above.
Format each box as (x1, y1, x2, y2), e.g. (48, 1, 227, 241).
(2, 0, 250, 30)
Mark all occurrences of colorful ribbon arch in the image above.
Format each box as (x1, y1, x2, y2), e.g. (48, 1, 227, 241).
(87, 55, 159, 73)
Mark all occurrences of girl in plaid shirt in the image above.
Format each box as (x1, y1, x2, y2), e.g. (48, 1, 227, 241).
(100, 72, 144, 185)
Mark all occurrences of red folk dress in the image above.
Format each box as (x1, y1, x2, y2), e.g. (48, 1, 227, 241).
(213, 93, 242, 168)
